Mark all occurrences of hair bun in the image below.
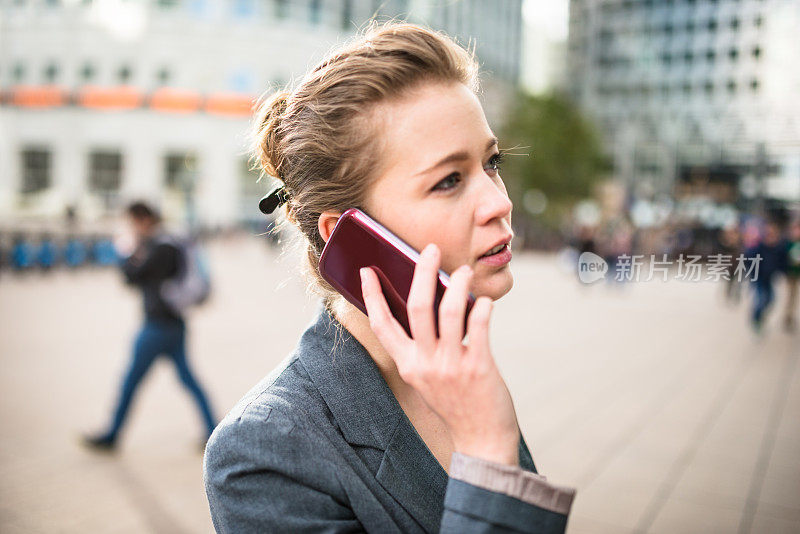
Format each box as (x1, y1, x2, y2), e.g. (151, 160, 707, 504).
(254, 90, 291, 183)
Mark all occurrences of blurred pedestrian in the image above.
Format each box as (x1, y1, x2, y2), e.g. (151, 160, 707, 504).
(718, 224, 744, 304)
(574, 224, 597, 255)
(82, 201, 216, 451)
(783, 220, 800, 332)
(746, 220, 789, 334)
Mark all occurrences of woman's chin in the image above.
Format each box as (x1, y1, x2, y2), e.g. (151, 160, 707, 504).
(475, 268, 514, 301)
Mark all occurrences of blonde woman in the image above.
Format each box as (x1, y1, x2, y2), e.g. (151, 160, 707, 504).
(204, 22, 575, 533)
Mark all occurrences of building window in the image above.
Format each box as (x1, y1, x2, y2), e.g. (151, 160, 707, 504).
(20, 148, 51, 194)
(728, 48, 739, 61)
(80, 63, 95, 82)
(703, 81, 714, 95)
(156, 67, 171, 86)
(727, 80, 737, 93)
(684, 51, 693, 64)
(706, 49, 715, 63)
(232, 0, 255, 18)
(12, 63, 25, 82)
(752, 46, 761, 59)
(750, 79, 759, 92)
(164, 153, 198, 190)
(118, 65, 132, 84)
(274, 0, 288, 20)
(707, 19, 717, 32)
(686, 21, 694, 33)
(730, 17, 740, 30)
(754, 15, 763, 27)
(309, 0, 321, 25)
(157, 0, 179, 8)
(44, 62, 58, 84)
(341, 0, 352, 31)
(89, 151, 123, 209)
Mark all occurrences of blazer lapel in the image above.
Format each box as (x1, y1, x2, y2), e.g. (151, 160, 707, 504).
(299, 306, 448, 534)
(375, 414, 449, 534)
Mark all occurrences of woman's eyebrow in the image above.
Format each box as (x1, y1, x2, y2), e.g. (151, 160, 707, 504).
(414, 137, 498, 177)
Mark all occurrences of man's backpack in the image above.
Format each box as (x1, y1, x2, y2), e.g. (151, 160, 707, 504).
(157, 234, 211, 314)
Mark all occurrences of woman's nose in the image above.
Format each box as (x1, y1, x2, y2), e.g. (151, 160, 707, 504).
(474, 175, 513, 225)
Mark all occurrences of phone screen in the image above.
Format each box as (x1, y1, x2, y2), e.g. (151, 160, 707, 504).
(319, 208, 475, 338)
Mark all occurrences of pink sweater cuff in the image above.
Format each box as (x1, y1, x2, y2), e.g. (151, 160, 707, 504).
(449, 452, 576, 515)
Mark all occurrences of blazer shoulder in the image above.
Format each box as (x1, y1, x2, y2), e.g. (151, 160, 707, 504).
(203, 357, 342, 493)
(216, 354, 320, 429)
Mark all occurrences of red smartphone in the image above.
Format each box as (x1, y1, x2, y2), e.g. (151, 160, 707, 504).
(319, 208, 476, 339)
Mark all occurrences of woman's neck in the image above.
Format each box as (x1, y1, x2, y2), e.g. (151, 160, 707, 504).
(333, 299, 412, 398)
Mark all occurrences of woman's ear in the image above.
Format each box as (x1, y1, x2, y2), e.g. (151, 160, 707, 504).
(318, 211, 343, 244)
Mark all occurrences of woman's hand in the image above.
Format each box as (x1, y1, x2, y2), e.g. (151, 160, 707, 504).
(359, 243, 520, 466)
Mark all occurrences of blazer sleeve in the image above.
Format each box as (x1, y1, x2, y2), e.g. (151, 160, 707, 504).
(440, 452, 575, 533)
(203, 404, 363, 534)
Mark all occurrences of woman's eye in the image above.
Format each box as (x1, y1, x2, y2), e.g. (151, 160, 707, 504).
(432, 173, 461, 192)
(485, 152, 504, 174)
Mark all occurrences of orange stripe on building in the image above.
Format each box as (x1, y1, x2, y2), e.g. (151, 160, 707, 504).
(205, 92, 255, 117)
(149, 88, 203, 113)
(10, 86, 67, 108)
(78, 86, 143, 109)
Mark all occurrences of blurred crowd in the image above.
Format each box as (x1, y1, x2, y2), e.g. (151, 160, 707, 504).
(565, 207, 800, 333)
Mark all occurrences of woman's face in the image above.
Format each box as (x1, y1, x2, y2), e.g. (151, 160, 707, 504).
(363, 82, 514, 301)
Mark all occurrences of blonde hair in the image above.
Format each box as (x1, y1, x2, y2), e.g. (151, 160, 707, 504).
(253, 21, 480, 311)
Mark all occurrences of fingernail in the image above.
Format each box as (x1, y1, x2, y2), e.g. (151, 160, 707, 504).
(423, 243, 438, 258)
(360, 267, 368, 282)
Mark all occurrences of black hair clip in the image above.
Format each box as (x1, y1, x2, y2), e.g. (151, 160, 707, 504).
(259, 185, 289, 215)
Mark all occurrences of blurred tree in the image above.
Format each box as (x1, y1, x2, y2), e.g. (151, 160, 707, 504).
(499, 91, 609, 246)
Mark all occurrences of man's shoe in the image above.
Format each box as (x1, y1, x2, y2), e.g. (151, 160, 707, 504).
(81, 433, 117, 452)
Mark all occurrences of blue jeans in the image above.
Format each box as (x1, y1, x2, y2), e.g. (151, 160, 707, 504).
(752, 282, 775, 326)
(104, 320, 216, 441)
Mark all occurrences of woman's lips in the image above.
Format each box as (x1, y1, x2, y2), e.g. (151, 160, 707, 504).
(477, 244, 512, 266)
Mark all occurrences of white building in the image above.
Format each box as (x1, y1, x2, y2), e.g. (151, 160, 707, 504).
(0, 0, 522, 229)
(520, 0, 568, 95)
(567, 0, 800, 205)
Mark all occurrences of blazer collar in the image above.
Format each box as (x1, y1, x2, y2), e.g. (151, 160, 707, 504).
(297, 305, 404, 450)
(298, 305, 448, 533)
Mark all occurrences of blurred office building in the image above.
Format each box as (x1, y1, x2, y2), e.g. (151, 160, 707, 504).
(0, 0, 522, 229)
(567, 0, 800, 210)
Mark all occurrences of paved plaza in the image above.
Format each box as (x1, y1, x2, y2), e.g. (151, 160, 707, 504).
(0, 234, 798, 533)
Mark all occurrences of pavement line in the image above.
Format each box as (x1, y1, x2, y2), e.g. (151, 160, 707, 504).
(632, 346, 757, 534)
(737, 338, 799, 534)
(575, 337, 724, 489)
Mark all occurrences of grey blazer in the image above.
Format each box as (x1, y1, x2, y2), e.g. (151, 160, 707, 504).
(204, 306, 572, 533)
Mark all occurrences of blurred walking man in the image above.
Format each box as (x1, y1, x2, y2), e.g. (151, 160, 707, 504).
(784, 220, 800, 332)
(82, 201, 216, 451)
(746, 220, 789, 334)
